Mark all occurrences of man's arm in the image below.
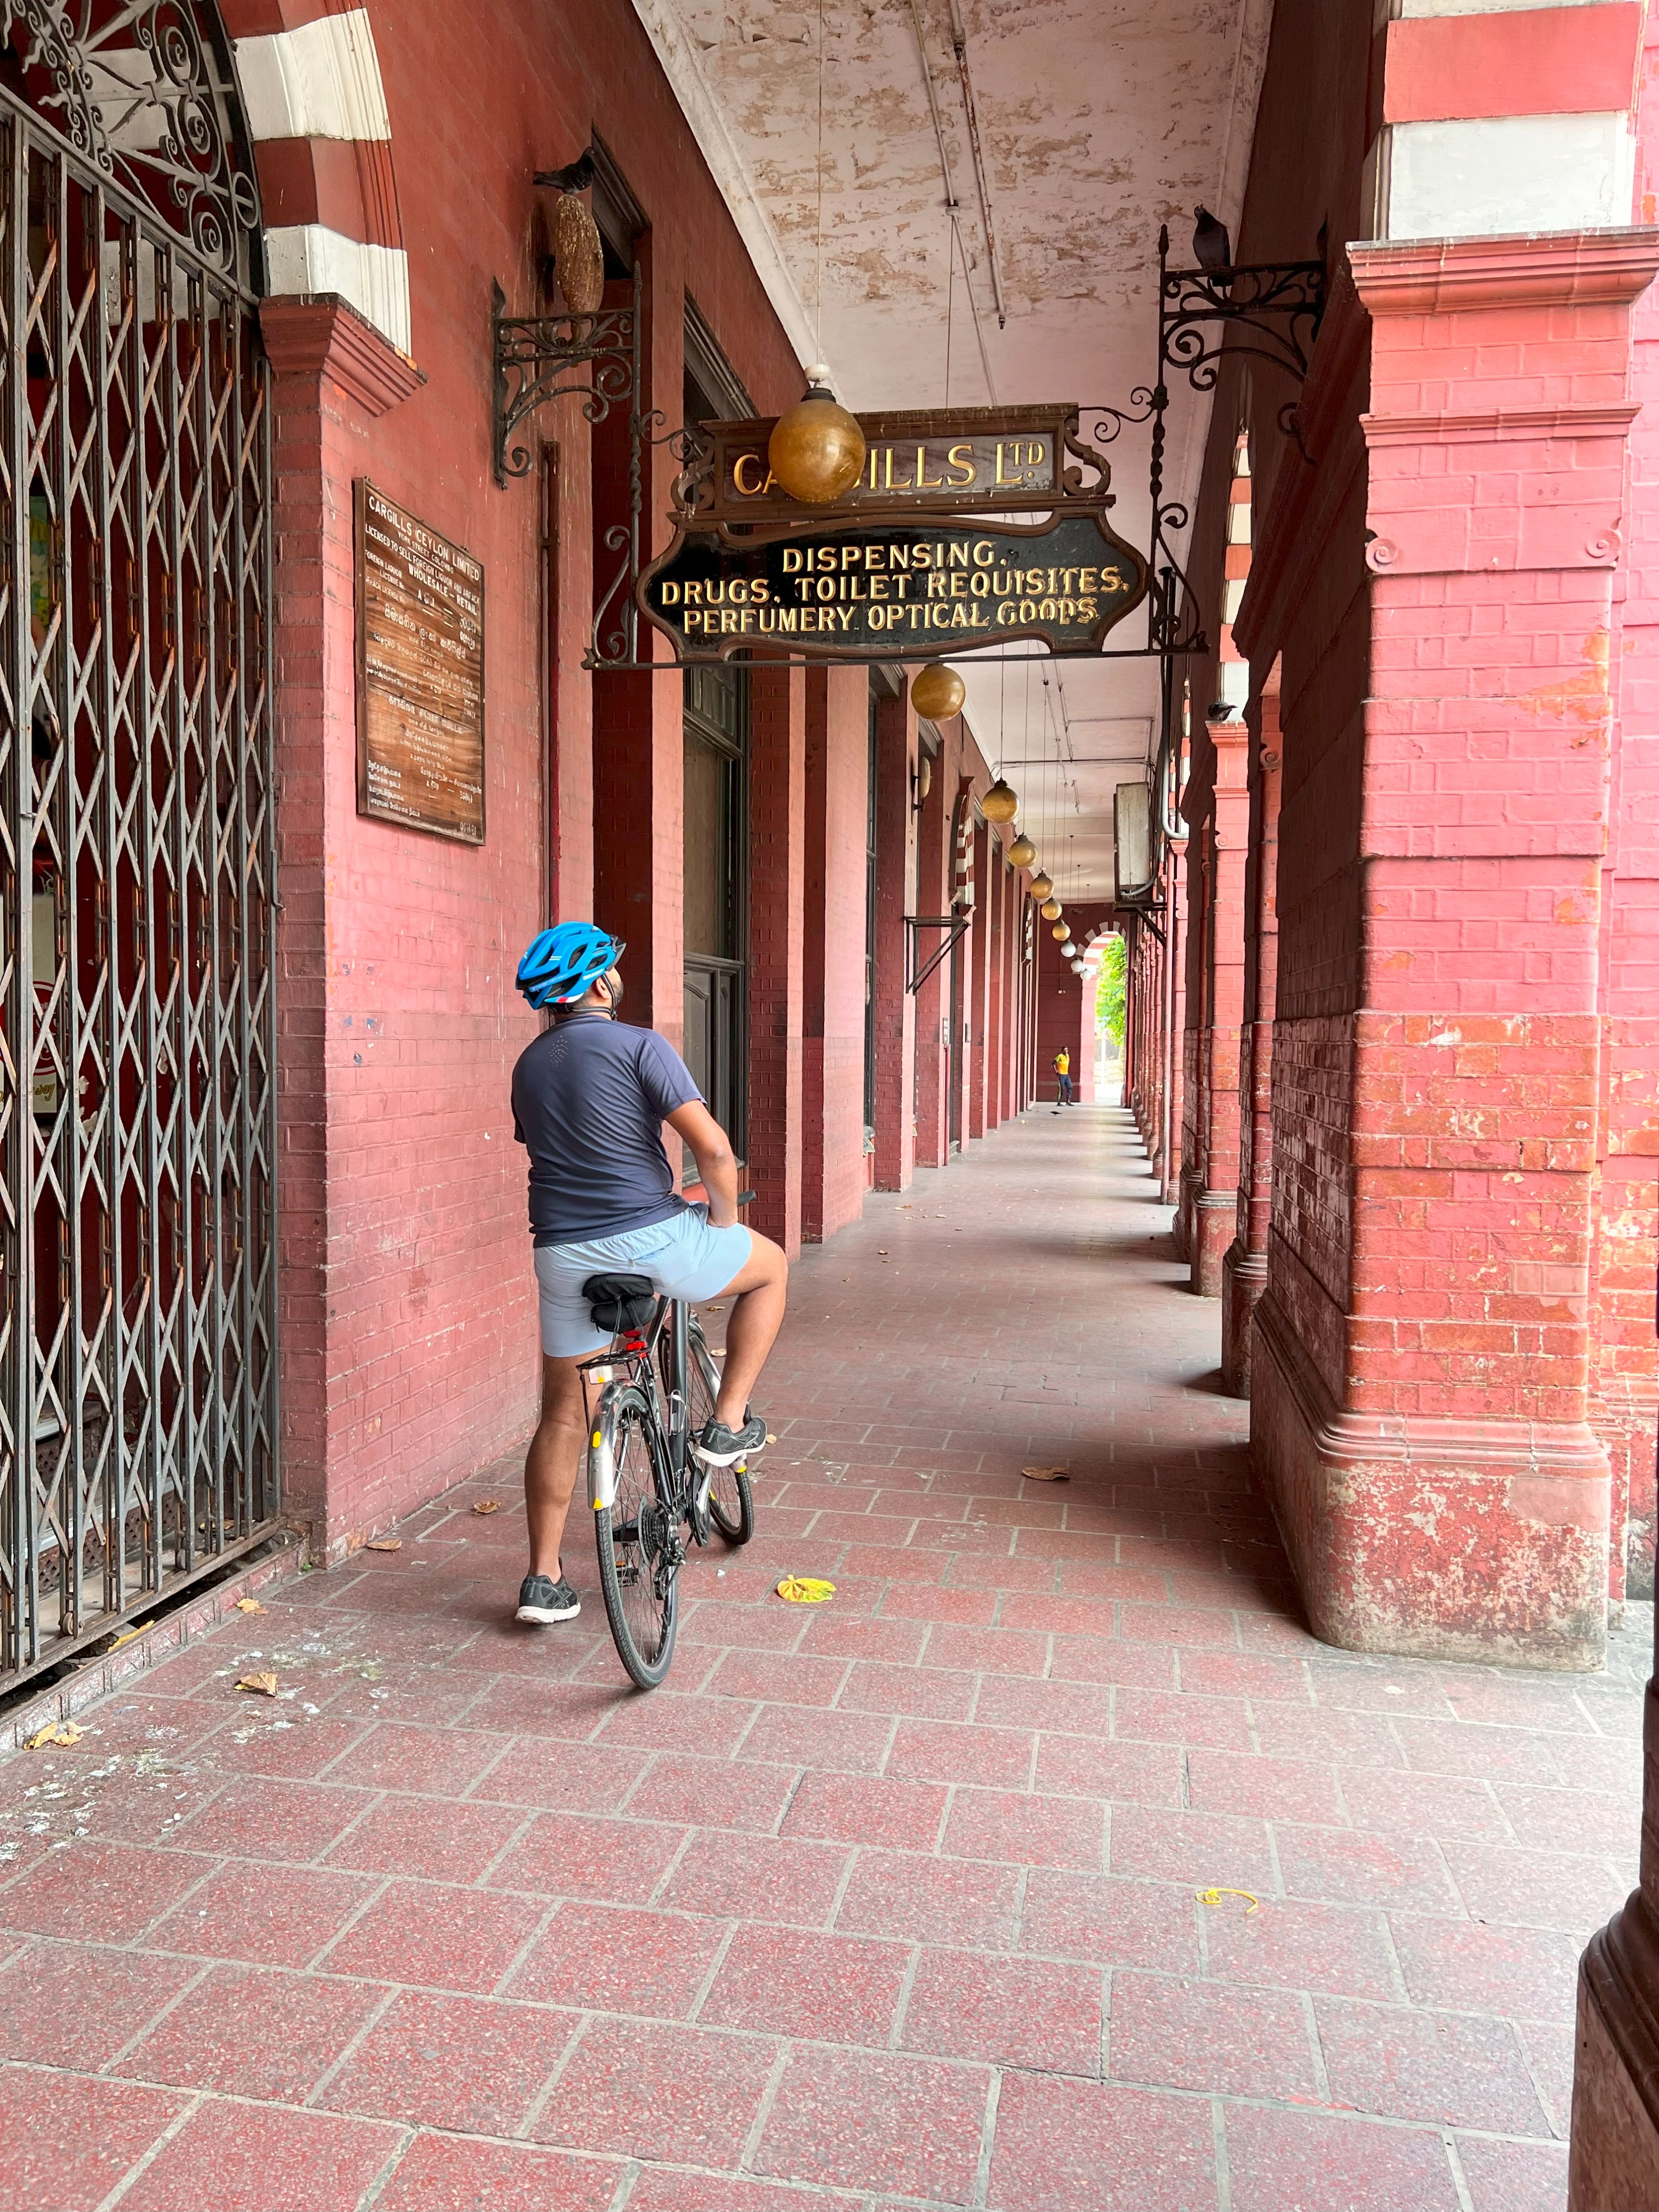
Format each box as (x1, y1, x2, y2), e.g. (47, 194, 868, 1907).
(666, 1100, 740, 1227)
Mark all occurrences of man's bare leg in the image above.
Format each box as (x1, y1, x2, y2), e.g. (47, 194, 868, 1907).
(709, 1232, 788, 1428)
(524, 1354, 587, 1581)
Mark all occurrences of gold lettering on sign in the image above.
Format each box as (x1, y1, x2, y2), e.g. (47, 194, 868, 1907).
(356, 482, 486, 845)
(725, 432, 1055, 507)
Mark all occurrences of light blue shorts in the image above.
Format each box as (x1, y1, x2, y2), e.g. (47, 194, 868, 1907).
(533, 1203, 753, 1358)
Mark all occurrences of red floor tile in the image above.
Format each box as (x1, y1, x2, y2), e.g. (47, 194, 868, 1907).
(1221, 2102, 1460, 2212)
(1436, 1840, 1630, 1936)
(1045, 1630, 1178, 1687)
(888, 1717, 1035, 1788)
(1185, 1747, 1345, 1824)
(1019, 1870, 1201, 1973)
(839, 1658, 977, 1719)
(627, 1753, 797, 1833)
(1108, 1804, 1275, 1892)
(0, 1941, 196, 2069)
(321, 1720, 510, 1796)
(1032, 1735, 1183, 1806)
(987, 2070, 1218, 2211)
(319, 1986, 575, 2133)
(875, 1583, 998, 1625)
(594, 1689, 758, 1754)
(1337, 1768, 1507, 1841)
(1272, 1823, 1462, 1913)
(1110, 1971, 1318, 2099)
(1202, 1894, 1399, 2002)
(797, 1613, 929, 1662)
(509, 1901, 726, 2018)
(1388, 1911, 1582, 2020)
(701, 1922, 910, 2044)
(1114, 1688, 1253, 1751)
(531, 2017, 776, 2167)
(783, 1770, 948, 1850)
(466, 1739, 650, 1813)
(118, 2100, 401, 2212)
(375, 2133, 620, 2211)
(921, 1623, 1049, 1674)
(658, 1831, 851, 1926)
(627, 2169, 861, 2210)
(0, 1838, 211, 1944)
(324, 1794, 526, 1883)
(198, 1713, 369, 1781)
(736, 1703, 894, 1773)
(1314, 1996, 1553, 2133)
(1455, 2134, 1571, 2212)
(705, 1650, 851, 1708)
(117, 1963, 384, 2101)
(973, 1674, 1116, 1738)
(901, 1947, 1103, 2074)
(835, 1848, 1022, 1948)
(168, 1777, 375, 1865)
(943, 1786, 1106, 1871)
(489, 1811, 688, 1903)
(755, 2045, 991, 2200)
(322, 1879, 546, 1993)
(147, 1861, 377, 1968)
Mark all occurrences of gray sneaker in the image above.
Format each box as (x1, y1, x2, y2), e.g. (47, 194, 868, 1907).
(694, 1411, 768, 1467)
(516, 1573, 581, 1625)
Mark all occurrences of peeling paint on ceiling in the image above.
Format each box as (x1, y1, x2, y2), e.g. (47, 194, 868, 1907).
(633, 0, 1272, 894)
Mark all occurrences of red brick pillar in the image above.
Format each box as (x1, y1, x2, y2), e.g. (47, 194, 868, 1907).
(1161, 837, 1188, 1206)
(967, 821, 992, 1139)
(871, 687, 916, 1191)
(1248, 231, 1659, 1672)
(912, 745, 951, 1168)
(261, 299, 422, 1553)
(1223, 683, 1283, 1395)
(747, 663, 806, 1256)
(1192, 718, 1249, 1296)
(985, 839, 1006, 1130)
(801, 668, 868, 1243)
(1173, 825, 1206, 1258)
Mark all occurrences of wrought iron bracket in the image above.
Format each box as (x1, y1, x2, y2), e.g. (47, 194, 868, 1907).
(491, 273, 640, 488)
(906, 914, 972, 997)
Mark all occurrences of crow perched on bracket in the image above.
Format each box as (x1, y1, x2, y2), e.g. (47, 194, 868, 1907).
(1192, 206, 1232, 272)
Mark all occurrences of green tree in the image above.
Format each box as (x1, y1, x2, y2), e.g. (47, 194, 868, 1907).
(1095, 932, 1126, 1052)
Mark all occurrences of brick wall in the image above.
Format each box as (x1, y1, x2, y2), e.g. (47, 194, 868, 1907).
(802, 668, 870, 1244)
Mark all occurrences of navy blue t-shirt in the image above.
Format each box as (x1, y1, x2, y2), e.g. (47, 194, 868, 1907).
(511, 1015, 703, 1244)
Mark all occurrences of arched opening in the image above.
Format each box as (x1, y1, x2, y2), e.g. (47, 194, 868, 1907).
(0, 2, 276, 1688)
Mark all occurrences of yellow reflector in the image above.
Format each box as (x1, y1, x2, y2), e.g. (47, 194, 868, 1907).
(591, 1431, 602, 1449)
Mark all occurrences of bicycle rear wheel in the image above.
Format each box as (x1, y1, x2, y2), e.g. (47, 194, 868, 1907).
(687, 1314, 753, 1546)
(592, 1384, 680, 1688)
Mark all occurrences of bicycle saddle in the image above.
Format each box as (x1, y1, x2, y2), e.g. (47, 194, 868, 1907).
(582, 1272, 657, 1332)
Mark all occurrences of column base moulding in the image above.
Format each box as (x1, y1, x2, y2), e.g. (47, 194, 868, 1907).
(1191, 1187, 1237, 1300)
(1250, 1290, 1610, 1671)
(1221, 1238, 1267, 1398)
(1572, 1890, 1659, 2210)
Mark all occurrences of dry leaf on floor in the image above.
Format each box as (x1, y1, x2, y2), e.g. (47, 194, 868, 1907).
(236, 1671, 279, 1697)
(765, 1433, 778, 1443)
(776, 1576, 836, 1605)
(1021, 1465, 1070, 1482)
(365, 1537, 402, 1552)
(108, 1620, 155, 1650)
(25, 1720, 84, 1750)
(234, 1598, 265, 1615)
(471, 1500, 501, 1516)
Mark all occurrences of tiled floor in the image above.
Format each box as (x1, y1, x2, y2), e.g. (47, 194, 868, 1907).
(1, 1103, 1645, 2212)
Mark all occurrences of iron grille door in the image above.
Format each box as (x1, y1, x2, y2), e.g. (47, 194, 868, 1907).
(0, 38, 278, 1689)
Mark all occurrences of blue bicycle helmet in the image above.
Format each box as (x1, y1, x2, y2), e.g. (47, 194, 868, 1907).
(516, 921, 624, 1010)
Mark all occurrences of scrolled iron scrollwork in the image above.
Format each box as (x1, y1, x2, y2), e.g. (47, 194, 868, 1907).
(0, 0, 260, 285)
(1157, 221, 1327, 397)
(492, 285, 639, 486)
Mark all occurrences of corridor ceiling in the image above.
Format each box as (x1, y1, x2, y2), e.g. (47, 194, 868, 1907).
(633, 0, 1272, 899)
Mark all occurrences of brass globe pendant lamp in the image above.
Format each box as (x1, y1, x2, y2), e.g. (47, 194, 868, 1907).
(768, 367, 867, 504)
(1052, 921, 1071, 942)
(911, 662, 967, 721)
(1040, 897, 1062, 921)
(1008, 832, 1036, 869)
(1029, 870, 1053, 901)
(982, 776, 1019, 823)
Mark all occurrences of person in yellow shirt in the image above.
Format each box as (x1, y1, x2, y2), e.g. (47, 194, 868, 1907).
(1052, 1047, 1072, 1107)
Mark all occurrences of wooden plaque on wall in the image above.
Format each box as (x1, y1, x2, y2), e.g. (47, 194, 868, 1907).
(355, 481, 486, 844)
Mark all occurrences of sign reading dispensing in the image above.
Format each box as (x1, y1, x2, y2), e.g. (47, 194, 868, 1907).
(640, 512, 1148, 661)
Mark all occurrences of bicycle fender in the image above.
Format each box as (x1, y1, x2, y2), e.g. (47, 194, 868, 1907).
(589, 1393, 620, 1512)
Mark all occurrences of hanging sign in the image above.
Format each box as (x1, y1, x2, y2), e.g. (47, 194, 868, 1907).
(688, 404, 1072, 523)
(355, 482, 487, 845)
(639, 511, 1148, 663)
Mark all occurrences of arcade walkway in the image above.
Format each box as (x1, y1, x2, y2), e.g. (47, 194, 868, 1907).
(0, 1107, 1644, 2211)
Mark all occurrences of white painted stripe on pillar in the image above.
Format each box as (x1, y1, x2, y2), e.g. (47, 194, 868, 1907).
(1386, 112, 1634, 237)
(1400, 0, 1611, 15)
(234, 9, 390, 143)
(262, 225, 411, 355)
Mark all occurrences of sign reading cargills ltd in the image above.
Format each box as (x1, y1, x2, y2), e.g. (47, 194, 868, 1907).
(640, 512, 1148, 663)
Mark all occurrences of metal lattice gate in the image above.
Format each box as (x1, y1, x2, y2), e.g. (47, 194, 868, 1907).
(0, 5, 277, 1692)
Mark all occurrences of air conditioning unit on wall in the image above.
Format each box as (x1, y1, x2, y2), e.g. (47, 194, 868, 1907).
(1115, 781, 1152, 901)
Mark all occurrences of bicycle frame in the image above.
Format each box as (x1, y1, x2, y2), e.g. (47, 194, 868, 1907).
(578, 1296, 693, 1520)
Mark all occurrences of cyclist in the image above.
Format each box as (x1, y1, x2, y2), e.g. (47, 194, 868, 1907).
(508, 922, 787, 1626)
(1052, 1046, 1073, 1107)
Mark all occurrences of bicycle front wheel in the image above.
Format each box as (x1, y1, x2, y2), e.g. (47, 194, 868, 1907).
(592, 1384, 680, 1688)
(688, 1315, 754, 1546)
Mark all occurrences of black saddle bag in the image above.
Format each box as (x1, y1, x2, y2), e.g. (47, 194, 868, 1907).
(582, 1272, 658, 1333)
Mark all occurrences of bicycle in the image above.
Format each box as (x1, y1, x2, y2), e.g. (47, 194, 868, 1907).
(577, 1199, 757, 1689)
